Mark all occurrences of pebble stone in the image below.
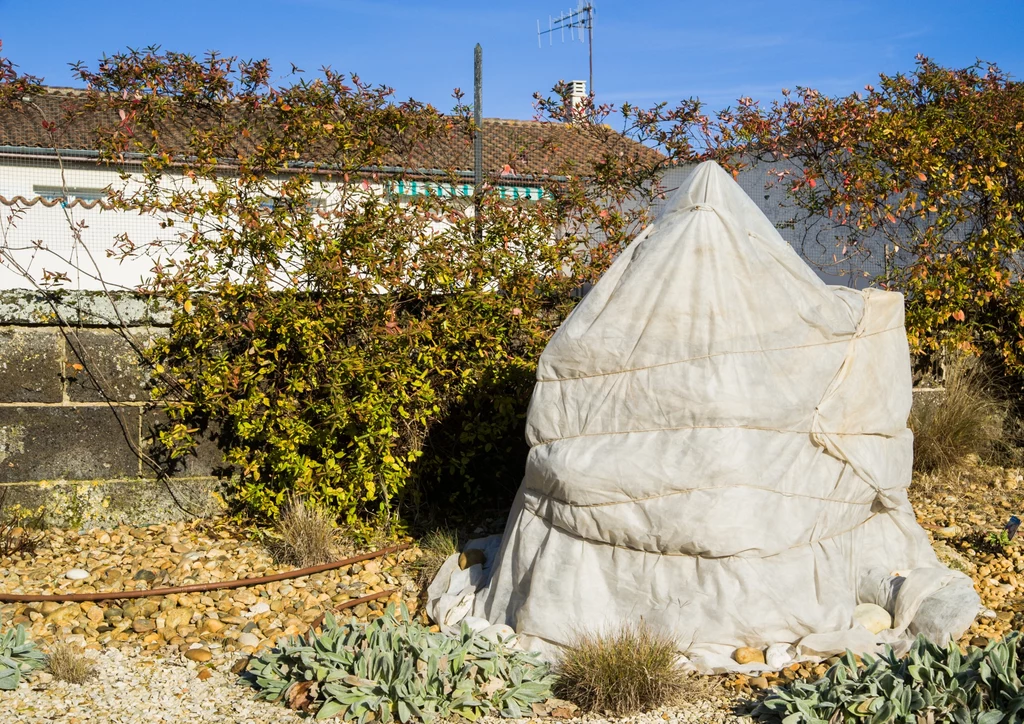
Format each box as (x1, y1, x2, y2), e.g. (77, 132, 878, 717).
(853, 603, 892, 634)
(732, 647, 765, 666)
(237, 632, 261, 648)
(64, 568, 90, 581)
(248, 601, 271, 616)
(184, 647, 213, 663)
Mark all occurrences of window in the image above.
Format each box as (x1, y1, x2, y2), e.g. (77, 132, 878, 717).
(34, 185, 108, 204)
(388, 181, 473, 198)
(256, 196, 324, 211)
(387, 180, 551, 201)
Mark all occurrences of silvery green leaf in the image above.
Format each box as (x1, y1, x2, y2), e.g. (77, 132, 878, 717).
(0, 666, 19, 691)
(317, 700, 347, 720)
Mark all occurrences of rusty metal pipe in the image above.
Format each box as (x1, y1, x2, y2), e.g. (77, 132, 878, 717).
(0, 543, 410, 603)
(326, 588, 398, 614)
(310, 588, 400, 628)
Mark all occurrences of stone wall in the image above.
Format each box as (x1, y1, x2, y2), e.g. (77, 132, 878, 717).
(0, 290, 225, 528)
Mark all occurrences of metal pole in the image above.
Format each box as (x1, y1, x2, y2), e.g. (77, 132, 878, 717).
(474, 43, 483, 241)
(587, 5, 593, 97)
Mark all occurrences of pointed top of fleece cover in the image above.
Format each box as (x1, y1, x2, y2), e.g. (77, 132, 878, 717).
(536, 161, 863, 381)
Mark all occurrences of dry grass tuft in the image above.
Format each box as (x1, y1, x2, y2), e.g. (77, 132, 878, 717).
(47, 641, 94, 684)
(413, 527, 458, 590)
(0, 487, 45, 559)
(911, 355, 1007, 473)
(273, 495, 339, 567)
(556, 622, 687, 715)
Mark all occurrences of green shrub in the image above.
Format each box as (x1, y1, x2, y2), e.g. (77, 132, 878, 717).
(754, 634, 1024, 723)
(244, 603, 555, 722)
(910, 355, 1007, 473)
(47, 50, 669, 532)
(0, 625, 46, 690)
(555, 622, 687, 715)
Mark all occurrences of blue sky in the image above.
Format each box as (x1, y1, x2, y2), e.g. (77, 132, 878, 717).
(1, 0, 1021, 120)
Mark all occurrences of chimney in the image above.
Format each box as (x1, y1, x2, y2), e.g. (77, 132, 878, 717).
(568, 80, 587, 110)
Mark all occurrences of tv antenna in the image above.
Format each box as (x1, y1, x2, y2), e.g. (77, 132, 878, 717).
(537, 2, 595, 96)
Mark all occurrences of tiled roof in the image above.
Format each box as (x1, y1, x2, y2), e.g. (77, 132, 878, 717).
(0, 89, 664, 181)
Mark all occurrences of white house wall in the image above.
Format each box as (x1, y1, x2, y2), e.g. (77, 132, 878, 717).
(0, 160, 176, 291)
(0, 156, 554, 292)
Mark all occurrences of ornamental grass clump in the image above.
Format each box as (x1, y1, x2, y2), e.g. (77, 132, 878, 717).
(0, 624, 46, 690)
(46, 641, 95, 685)
(413, 527, 458, 590)
(244, 603, 555, 722)
(754, 633, 1024, 723)
(555, 622, 687, 715)
(0, 487, 45, 558)
(910, 355, 1007, 473)
(273, 495, 339, 567)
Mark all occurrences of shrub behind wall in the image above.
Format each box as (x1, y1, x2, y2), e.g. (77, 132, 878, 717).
(26, 52, 673, 530)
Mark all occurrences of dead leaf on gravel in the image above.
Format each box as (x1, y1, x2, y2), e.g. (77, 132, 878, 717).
(544, 698, 579, 719)
(230, 655, 252, 676)
(286, 680, 319, 711)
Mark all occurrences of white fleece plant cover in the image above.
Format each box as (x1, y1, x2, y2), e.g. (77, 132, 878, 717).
(428, 161, 980, 673)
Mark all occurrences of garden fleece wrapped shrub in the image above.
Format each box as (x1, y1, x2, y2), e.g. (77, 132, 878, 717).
(429, 161, 980, 673)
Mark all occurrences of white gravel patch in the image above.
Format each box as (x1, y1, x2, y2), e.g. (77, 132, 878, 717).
(0, 646, 302, 724)
(0, 646, 755, 724)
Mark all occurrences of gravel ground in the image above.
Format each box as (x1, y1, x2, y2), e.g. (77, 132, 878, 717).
(3, 462, 1020, 723)
(0, 518, 422, 662)
(0, 645, 303, 723)
(480, 700, 752, 724)
(0, 645, 753, 724)
(909, 461, 1024, 644)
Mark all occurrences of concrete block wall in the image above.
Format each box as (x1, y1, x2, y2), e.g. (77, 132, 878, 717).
(0, 290, 226, 528)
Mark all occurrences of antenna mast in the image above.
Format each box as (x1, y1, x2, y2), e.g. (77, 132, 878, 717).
(537, 2, 595, 96)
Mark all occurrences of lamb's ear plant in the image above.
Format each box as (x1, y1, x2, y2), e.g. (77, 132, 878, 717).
(0, 624, 47, 690)
(244, 603, 555, 722)
(754, 633, 1024, 724)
